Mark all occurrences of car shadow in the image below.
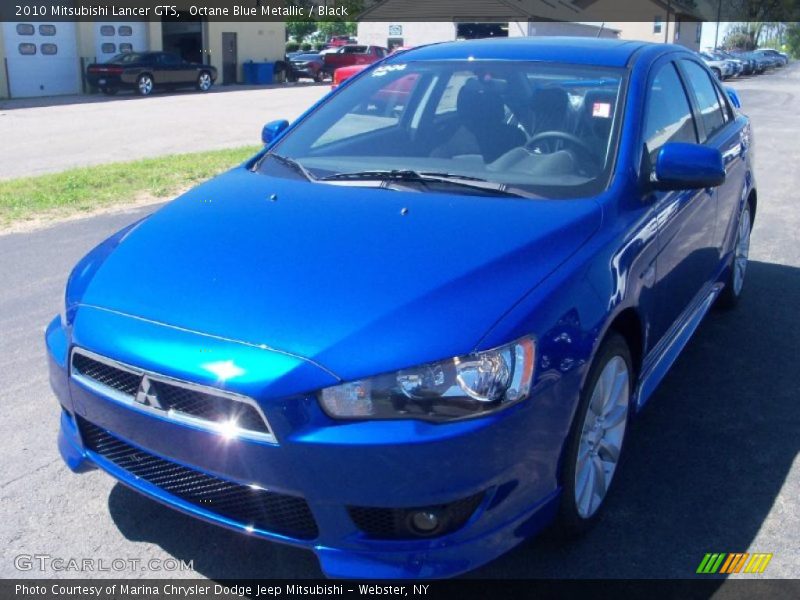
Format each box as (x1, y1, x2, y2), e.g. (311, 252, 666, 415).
(0, 81, 328, 111)
(108, 260, 798, 579)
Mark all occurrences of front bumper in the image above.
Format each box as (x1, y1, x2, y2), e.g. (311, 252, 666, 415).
(46, 310, 571, 578)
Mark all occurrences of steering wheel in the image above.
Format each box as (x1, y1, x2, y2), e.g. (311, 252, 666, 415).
(525, 131, 601, 172)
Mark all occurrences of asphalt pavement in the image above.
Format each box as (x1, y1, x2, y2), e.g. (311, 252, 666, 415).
(0, 83, 329, 180)
(0, 65, 797, 581)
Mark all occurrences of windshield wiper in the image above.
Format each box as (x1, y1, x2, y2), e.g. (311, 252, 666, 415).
(268, 153, 316, 181)
(321, 169, 530, 198)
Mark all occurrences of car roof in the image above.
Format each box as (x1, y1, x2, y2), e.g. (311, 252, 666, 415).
(390, 37, 652, 68)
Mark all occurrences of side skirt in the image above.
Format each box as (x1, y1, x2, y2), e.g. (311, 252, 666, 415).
(635, 281, 723, 410)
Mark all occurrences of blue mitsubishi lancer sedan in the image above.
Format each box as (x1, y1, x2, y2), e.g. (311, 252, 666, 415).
(46, 38, 755, 578)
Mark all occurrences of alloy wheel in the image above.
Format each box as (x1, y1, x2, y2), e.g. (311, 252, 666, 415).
(733, 206, 751, 296)
(139, 76, 153, 96)
(574, 355, 630, 519)
(198, 72, 212, 91)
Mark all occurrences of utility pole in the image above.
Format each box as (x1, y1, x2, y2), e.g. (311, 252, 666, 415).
(665, 0, 671, 43)
(714, 0, 722, 49)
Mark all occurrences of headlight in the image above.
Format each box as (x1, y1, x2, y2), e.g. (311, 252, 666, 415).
(319, 337, 535, 422)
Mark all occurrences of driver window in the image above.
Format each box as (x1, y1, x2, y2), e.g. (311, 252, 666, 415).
(643, 63, 697, 164)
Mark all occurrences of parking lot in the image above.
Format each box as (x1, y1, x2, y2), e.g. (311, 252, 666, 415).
(0, 65, 798, 580)
(0, 83, 329, 180)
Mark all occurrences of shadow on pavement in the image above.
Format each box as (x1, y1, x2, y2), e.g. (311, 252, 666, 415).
(108, 260, 799, 579)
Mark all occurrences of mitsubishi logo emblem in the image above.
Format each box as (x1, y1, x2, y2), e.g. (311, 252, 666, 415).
(136, 376, 163, 409)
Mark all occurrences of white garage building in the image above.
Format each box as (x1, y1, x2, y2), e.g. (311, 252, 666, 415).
(2, 21, 83, 97)
(0, 17, 285, 99)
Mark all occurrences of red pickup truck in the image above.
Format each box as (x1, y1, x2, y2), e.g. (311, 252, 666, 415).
(322, 45, 388, 75)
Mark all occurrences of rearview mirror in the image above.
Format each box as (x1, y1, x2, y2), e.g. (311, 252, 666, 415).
(652, 143, 725, 191)
(261, 119, 289, 145)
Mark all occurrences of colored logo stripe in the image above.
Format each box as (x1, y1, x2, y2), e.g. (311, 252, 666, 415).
(720, 553, 749, 574)
(744, 553, 773, 573)
(697, 553, 726, 574)
(697, 552, 773, 574)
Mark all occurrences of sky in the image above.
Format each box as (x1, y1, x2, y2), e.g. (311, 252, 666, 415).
(700, 22, 732, 50)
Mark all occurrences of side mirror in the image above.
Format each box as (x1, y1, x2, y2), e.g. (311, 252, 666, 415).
(261, 119, 289, 145)
(652, 143, 725, 191)
(725, 86, 741, 109)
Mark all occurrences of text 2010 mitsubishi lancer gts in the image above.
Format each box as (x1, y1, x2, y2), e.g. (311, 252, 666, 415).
(46, 38, 756, 578)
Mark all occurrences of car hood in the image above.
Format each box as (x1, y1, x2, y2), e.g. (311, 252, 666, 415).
(79, 167, 601, 381)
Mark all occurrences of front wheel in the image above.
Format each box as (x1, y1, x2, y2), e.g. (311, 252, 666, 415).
(717, 203, 752, 309)
(557, 332, 633, 536)
(137, 74, 154, 96)
(197, 71, 213, 92)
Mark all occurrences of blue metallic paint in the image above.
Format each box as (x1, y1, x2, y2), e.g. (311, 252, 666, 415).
(45, 39, 756, 578)
(654, 143, 725, 189)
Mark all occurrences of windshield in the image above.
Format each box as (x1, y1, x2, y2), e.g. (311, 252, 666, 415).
(106, 53, 146, 64)
(260, 60, 626, 199)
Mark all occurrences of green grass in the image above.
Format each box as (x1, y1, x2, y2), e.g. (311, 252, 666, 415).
(0, 145, 260, 227)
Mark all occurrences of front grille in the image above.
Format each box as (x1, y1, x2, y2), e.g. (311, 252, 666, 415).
(72, 352, 140, 396)
(348, 493, 484, 540)
(78, 418, 318, 540)
(71, 349, 272, 440)
(149, 380, 268, 433)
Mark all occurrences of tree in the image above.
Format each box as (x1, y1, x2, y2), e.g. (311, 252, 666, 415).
(286, 18, 317, 43)
(786, 23, 800, 57)
(317, 20, 357, 40)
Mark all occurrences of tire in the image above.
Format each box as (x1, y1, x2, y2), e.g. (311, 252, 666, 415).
(712, 68, 722, 80)
(137, 73, 154, 96)
(314, 69, 325, 83)
(556, 332, 633, 537)
(716, 202, 752, 309)
(100, 86, 118, 96)
(196, 71, 213, 92)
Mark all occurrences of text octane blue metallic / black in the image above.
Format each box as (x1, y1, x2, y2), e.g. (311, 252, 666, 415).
(46, 38, 756, 578)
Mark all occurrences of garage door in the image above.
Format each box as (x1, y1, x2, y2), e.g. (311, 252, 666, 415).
(2, 21, 80, 97)
(94, 22, 148, 62)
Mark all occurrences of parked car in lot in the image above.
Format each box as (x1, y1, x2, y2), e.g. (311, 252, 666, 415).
(710, 50, 748, 75)
(753, 48, 788, 67)
(331, 47, 413, 89)
(322, 44, 388, 75)
(48, 38, 755, 579)
(699, 51, 735, 79)
(288, 53, 327, 82)
(326, 35, 357, 48)
(730, 50, 766, 74)
(86, 52, 217, 96)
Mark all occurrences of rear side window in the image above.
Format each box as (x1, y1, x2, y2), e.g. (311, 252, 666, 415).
(681, 60, 727, 140)
(643, 63, 697, 163)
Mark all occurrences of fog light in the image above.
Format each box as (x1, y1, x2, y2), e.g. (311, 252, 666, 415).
(410, 511, 440, 534)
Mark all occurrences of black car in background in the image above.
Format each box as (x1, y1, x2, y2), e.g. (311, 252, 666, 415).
(288, 53, 327, 82)
(86, 52, 217, 96)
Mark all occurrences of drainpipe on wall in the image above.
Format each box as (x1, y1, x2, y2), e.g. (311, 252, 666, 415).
(3, 57, 11, 99)
(664, 0, 672, 43)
